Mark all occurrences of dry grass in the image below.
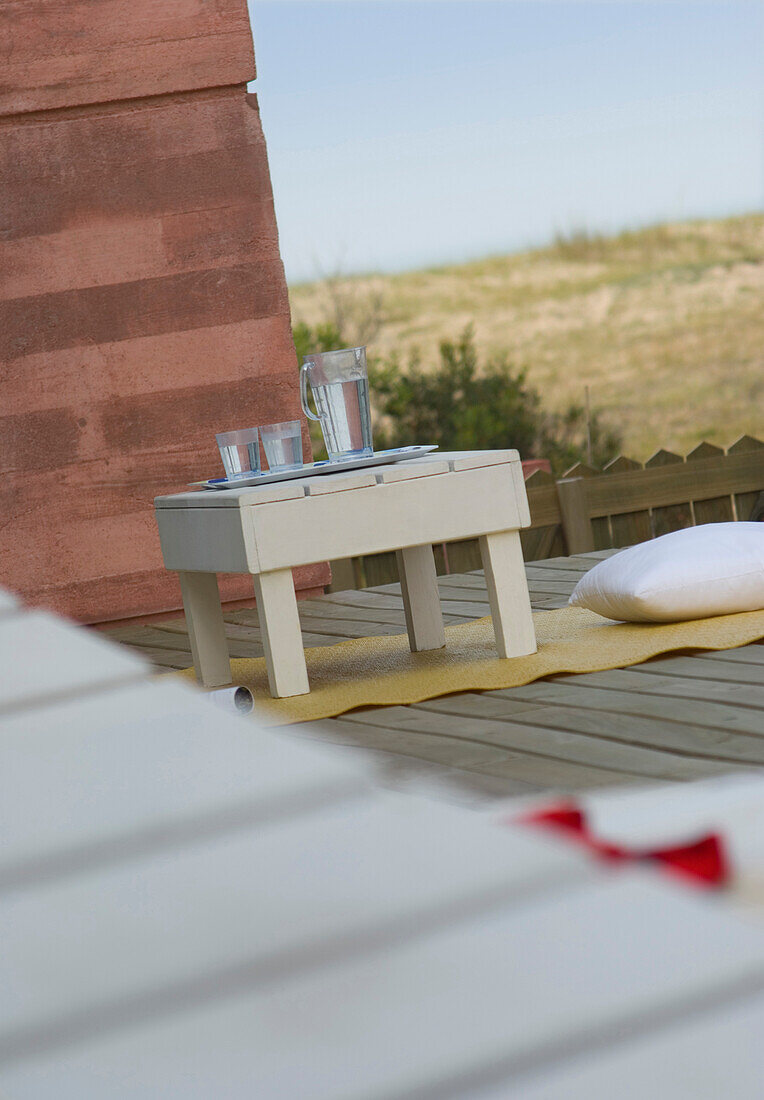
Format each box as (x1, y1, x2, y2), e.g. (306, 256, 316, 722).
(289, 214, 764, 461)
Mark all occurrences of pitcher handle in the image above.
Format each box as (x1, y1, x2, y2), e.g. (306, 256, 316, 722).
(300, 362, 321, 421)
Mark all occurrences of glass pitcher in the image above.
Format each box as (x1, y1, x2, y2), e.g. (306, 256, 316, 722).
(300, 346, 373, 461)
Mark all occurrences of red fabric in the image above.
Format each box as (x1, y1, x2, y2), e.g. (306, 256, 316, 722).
(651, 835, 728, 887)
(518, 802, 729, 888)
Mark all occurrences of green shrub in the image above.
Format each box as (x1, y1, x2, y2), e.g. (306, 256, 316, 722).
(292, 320, 343, 364)
(294, 322, 621, 474)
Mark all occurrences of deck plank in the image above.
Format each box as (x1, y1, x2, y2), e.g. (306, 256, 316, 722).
(691, 644, 764, 667)
(117, 645, 197, 671)
(630, 654, 764, 685)
(412, 695, 764, 768)
(315, 590, 406, 610)
(481, 681, 764, 737)
(300, 716, 653, 790)
(549, 667, 764, 710)
(293, 601, 410, 624)
(339, 704, 737, 779)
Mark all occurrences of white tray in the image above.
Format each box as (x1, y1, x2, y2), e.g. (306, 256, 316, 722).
(196, 445, 439, 490)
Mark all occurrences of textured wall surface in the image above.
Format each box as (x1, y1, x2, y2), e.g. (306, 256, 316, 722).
(0, 0, 328, 623)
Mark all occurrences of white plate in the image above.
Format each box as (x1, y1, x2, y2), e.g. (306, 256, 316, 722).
(196, 446, 439, 490)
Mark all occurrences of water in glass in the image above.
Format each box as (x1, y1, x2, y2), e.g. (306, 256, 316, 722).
(216, 426, 260, 479)
(219, 441, 259, 479)
(261, 422, 303, 470)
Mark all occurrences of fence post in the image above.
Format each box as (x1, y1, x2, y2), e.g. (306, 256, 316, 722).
(557, 477, 595, 554)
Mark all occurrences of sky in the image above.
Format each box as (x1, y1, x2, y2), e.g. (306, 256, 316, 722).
(247, 1, 763, 283)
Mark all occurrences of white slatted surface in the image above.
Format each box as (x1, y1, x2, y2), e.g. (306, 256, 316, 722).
(2, 587, 764, 1097)
(0, 680, 366, 884)
(478, 990, 764, 1098)
(0, 588, 18, 615)
(0, 611, 147, 714)
(5, 877, 764, 1099)
(0, 795, 593, 1056)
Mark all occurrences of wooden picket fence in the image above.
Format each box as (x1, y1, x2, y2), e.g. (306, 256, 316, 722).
(329, 435, 764, 590)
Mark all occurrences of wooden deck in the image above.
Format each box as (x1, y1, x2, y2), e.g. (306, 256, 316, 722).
(108, 550, 764, 804)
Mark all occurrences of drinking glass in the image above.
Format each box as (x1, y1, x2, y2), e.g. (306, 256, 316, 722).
(216, 426, 261, 480)
(260, 420, 304, 471)
(300, 346, 373, 461)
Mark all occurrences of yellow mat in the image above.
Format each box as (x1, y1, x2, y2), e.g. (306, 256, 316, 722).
(176, 605, 764, 727)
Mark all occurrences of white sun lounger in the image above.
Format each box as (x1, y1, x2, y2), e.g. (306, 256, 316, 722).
(1, 587, 763, 1098)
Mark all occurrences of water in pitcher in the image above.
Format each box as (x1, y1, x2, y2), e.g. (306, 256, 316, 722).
(312, 376, 373, 459)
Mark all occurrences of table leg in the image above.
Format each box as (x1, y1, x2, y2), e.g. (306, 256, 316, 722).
(479, 530, 537, 659)
(253, 569, 310, 698)
(396, 545, 446, 652)
(177, 571, 232, 688)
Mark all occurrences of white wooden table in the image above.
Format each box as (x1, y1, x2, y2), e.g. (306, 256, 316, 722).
(4, 587, 764, 1098)
(155, 450, 537, 697)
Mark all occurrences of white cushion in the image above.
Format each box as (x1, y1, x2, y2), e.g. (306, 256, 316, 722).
(569, 522, 764, 623)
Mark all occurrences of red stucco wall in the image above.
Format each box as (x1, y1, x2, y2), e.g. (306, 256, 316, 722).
(0, 0, 328, 622)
